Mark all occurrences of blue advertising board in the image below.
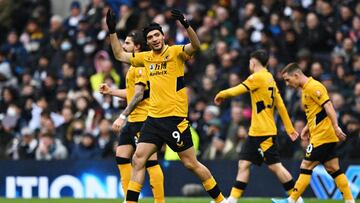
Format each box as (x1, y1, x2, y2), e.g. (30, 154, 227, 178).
(0, 160, 359, 199)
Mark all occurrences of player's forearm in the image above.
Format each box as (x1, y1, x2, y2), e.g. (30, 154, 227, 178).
(219, 84, 248, 98)
(109, 33, 128, 63)
(121, 89, 144, 117)
(109, 89, 127, 99)
(324, 101, 339, 128)
(186, 26, 200, 51)
(275, 94, 295, 133)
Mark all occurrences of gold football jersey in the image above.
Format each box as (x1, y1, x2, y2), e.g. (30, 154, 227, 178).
(130, 45, 190, 118)
(126, 66, 149, 122)
(301, 77, 339, 147)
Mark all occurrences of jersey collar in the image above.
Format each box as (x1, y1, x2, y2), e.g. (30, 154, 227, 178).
(151, 45, 169, 57)
(303, 77, 313, 89)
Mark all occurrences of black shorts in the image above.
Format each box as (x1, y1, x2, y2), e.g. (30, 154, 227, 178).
(304, 142, 339, 163)
(240, 136, 280, 166)
(118, 121, 144, 148)
(139, 116, 193, 152)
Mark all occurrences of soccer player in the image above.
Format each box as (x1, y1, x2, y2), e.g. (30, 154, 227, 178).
(106, 8, 228, 203)
(214, 50, 303, 203)
(272, 63, 355, 203)
(99, 31, 164, 203)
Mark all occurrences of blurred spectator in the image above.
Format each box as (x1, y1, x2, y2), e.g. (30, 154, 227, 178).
(35, 132, 68, 160)
(7, 127, 38, 160)
(70, 133, 100, 159)
(95, 118, 115, 158)
(64, 1, 83, 38)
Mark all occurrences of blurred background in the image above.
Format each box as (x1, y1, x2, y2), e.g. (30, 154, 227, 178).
(0, 0, 359, 200)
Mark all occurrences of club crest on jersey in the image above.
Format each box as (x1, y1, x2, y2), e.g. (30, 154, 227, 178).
(149, 64, 154, 72)
(164, 55, 169, 61)
(316, 90, 321, 99)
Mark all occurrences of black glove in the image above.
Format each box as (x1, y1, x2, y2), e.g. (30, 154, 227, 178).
(171, 9, 189, 28)
(106, 9, 116, 34)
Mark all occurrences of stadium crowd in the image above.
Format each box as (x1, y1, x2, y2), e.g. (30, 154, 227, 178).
(0, 0, 360, 161)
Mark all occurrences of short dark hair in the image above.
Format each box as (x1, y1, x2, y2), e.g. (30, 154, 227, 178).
(281, 62, 302, 75)
(250, 50, 269, 67)
(127, 31, 149, 51)
(142, 22, 164, 39)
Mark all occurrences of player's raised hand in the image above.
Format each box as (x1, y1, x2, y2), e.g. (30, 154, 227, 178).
(288, 131, 299, 142)
(99, 83, 111, 95)
(335, 126, 347, 141)
(106, 9, 116, 34)
(112, 116, 126, 133)
(171, 9, 189, 28)
(214, 93, 224, 106)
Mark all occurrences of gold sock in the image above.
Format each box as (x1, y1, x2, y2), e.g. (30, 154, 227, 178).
(116, 157, 132, 197)
(203, 176, 225, 203)
(332, 171, 353, 201)
(290, 169, 312, 201)
(146, 161, 165, 203)
(282, 179, 295, 196)
(126, 181, 142, 203)
(230, 181, 247, 199)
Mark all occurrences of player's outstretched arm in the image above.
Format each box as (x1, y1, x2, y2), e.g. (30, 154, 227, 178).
(274, 88, 298, 141)
(99, 83, 127, 99)
(171, 9, 200, 55)
(323, 101, 347, 141)
(214, 84, 248, 105)
(106, 9, 131, 63)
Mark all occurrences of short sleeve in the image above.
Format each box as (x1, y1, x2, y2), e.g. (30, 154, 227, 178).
(173, 45, 191, 61)
(309, 84, 330, 106)
(134, 67, 147, 86)
(130, 52, 146, 67)
(242, 73, 260, 91)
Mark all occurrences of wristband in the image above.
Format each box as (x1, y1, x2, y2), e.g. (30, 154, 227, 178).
(119, 114, 127, 120)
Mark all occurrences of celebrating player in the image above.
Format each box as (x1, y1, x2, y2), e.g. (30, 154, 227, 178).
(99, 31, 164, 202)
(106, 8, 228, 203)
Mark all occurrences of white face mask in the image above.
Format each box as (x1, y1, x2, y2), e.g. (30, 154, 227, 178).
(61, 41, 72, 51)
(7, 107, 17, 116)
(77, 38, 87, 45)
(97, 30, 107, 41)
(83, 44, 96, 54)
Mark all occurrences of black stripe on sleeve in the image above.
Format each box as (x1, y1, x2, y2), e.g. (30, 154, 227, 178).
(242, 83, 250, 91)
(321, 99, 330, 107)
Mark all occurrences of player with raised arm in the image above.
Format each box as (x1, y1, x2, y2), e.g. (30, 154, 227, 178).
(106, 8, 228, 203)
(214, 50, 303, 203)
(272, 63, 354, 203)
(99, 31, 164, 203)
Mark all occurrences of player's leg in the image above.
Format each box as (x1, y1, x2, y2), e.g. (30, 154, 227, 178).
(116, 145, 135, 197)
(324, 157, 354, 203)
(228, 136, 264, 203)
(264, 136, 296, 196)
(116, 123, 136, 197)
(227, 160, 251, 203)
(146, 152, 164, 203)
(268, 163, 295, 195)
(126, 142, 158, 203)
(178, 147, 227, 203)
(272, 159, 318, 203)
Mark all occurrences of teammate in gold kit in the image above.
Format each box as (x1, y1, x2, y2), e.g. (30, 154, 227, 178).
(214, 50, 303, 203)
(99, 31, 164, 203)
(272, 63, 354, 203)
(106, 8, 228, 203)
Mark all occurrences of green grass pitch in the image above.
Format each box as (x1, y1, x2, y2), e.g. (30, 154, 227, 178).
(0, 198, 357, 203)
